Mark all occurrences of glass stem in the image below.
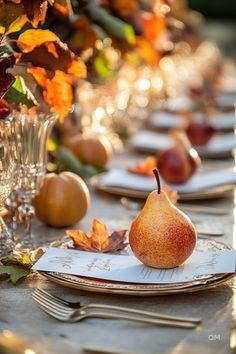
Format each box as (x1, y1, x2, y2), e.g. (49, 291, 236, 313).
(18, 197, 35, 245)
(0, 207, 14, 257)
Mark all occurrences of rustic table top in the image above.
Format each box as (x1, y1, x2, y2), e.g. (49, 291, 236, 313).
(0, 151, 235, 354)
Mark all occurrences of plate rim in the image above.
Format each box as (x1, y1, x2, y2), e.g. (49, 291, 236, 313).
(90, 173, 235, 200)
(40, 271, 235, 296)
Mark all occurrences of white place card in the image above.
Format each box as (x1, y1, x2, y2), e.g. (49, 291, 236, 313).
(32, 247, 236, 284)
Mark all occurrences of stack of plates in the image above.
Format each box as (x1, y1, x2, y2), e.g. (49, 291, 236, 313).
(41, 239, 235, 296)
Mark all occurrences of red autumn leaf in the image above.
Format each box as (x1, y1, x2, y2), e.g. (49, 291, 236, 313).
(66, 219, 128, 253)
(0, 99, 11, 119)
(28, 67, 73, 120)
(17, 29, 87, 78)
(0, 55, 16, 98)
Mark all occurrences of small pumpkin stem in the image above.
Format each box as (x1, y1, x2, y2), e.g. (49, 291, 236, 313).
(153, 169, 161, 194)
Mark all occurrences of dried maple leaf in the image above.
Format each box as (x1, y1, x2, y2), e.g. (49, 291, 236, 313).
(0, 55, 16, 98)
(28, 67, 72, 119)
(66, 219, 128, 253)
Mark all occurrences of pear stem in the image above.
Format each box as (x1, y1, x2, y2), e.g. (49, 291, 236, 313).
(153, 169, 161, 194)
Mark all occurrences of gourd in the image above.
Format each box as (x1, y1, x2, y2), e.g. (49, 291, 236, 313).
(62, 134, 112, 167)
(34, 171, 90, 227)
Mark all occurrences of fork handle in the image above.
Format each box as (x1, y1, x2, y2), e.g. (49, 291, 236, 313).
(84, 304, 201, 324)
(77, 312, 197, 329)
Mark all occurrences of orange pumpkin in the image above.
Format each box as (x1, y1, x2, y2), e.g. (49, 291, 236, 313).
(62, 134, 113, 167)
(34, 171, 90, 227)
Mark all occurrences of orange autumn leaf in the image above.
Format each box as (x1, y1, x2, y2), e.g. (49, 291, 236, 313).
(18, 29, 59, 52)
(136, 36, 160, 66)
(17, 29, 87, 78)
(67, 219, 128, 253)
(28, 67, 72, 119)
(68, 59, 87, 78)
(131, 156, 157, 177)
(45, 42, 59, 58)
(90, 219, 110, 251)
(139, 12, 166, 43)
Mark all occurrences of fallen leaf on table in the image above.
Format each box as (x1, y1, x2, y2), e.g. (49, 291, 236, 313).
(0, 251, 33, 284)
(1, 251, 32, 267)
(67, 219, 128, 253)
(0, 266, 30, 285)
(130, 156, 157, 177)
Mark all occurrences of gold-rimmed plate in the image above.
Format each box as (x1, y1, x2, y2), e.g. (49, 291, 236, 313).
(90, 173, 235, 201)
(40, 239, 235, 296)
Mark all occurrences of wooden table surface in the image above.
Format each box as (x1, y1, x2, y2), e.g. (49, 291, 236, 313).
(0, 150, 235, 354)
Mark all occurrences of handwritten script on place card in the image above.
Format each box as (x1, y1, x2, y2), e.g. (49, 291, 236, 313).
(32, 247, 236, 284)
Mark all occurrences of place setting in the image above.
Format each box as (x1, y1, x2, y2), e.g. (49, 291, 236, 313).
(1, 1, 236, 354)
(31, 169, 235, 298)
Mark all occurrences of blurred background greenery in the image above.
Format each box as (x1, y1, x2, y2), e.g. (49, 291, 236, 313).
(189, 0, 236, 18)
(188, 0, 236, 58)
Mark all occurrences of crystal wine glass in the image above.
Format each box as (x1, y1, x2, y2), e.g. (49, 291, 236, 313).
(9, 111, 58, 247)
(0, 120, 15, 257)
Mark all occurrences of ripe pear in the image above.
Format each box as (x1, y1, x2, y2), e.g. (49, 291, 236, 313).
(157, 131, 201, 184)
(129, 169, 197, 268)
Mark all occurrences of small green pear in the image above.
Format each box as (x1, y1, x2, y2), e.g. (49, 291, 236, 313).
(129, 169, 197, 268)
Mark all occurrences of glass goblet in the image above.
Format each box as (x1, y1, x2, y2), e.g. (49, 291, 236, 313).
(10, 111, 58, 247)
(0, 120, 15, 257)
